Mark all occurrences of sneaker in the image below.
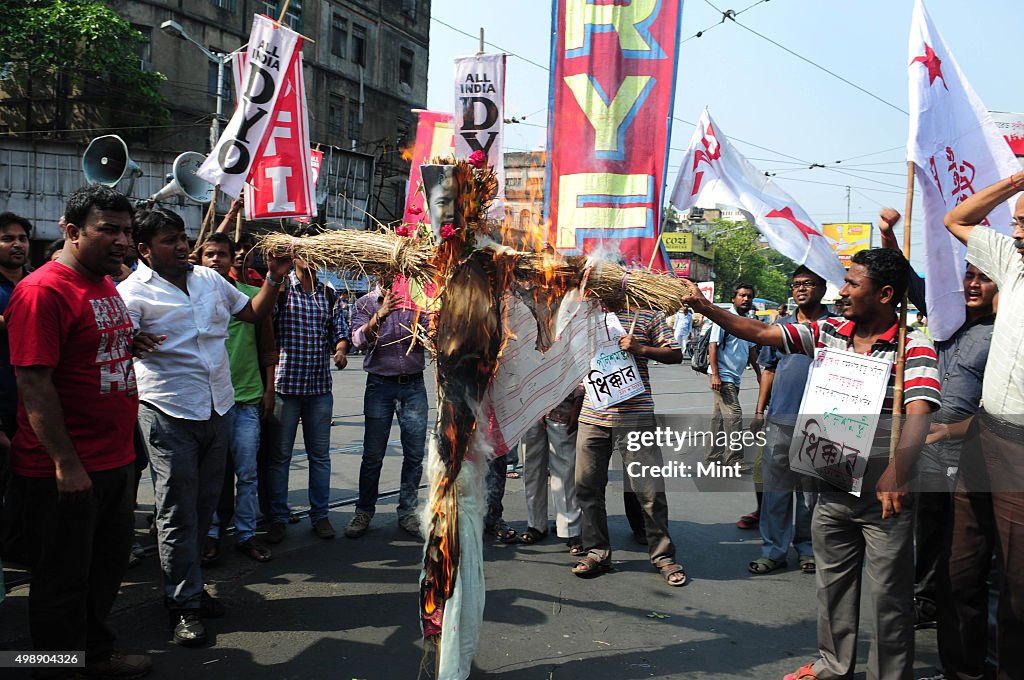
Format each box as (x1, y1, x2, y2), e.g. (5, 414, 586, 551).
(313, 517, 336, 540)
(398, 514, 421, 538)
(199, 589, 225, 619)
(264, 522, 287, 544)
(345, 512, 372, 539)
(170, 610, 206, 647)
(81, 651, 152, 678)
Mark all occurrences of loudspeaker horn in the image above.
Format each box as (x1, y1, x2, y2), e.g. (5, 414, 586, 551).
(149, 152, 215, 204)
(82, 135, 143, 196)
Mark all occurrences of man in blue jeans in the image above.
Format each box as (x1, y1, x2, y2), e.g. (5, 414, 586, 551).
(346, 280, 427, 538)
(200, 234, 277, 563)
(748, 266, 828, 575)
(265, 258, 350, 544)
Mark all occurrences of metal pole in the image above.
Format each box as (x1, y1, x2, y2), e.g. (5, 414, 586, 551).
(845, 185, 851, 222)
(211, 56, 225, 151)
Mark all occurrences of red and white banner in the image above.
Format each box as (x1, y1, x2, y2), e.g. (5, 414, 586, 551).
(671, 110, 848, 288)
(198, 14, 303, 199)
(990, 111, 1024, 157)
(295, 149, 324, 225)
(545, 0, 682, 270)
(402, 110, 454, 228)
(454, 54, 505, 220)
(907, 0, 1019, 341)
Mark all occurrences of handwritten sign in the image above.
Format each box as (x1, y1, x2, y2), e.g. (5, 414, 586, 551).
(790, 347, 891, 496)
(583, 314, 644, 410)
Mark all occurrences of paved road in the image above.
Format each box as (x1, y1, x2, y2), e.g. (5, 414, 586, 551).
(1, 357, 940, 679)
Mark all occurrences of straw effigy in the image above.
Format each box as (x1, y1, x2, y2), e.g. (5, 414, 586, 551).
(258, 230, 696, 316)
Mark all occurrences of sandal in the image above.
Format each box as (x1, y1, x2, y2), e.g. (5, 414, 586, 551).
(201, 536, 220, 565)
(736, 512, 760, 530)
(748, 557, 787, 574)
(489, 521, 518, 543)
(518, 527, 548, 545)
(571, 555, 611, 578)
(567, 537, 585, 556)
(783, 662, 818, 680)
(657, 562, 688, 587)
(505, 469, 521, 479)
(236, 537, 273, 563)
(799, 555, 816, 574)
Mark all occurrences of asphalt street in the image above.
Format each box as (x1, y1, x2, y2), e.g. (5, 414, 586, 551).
(1, 356, 941, 679)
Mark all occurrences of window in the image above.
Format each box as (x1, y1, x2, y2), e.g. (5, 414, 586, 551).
(331, 14, 348, 59)
(328, 97, 344, 137)
(133, 25, 152, 71)
(261, 0, 301, 31)
(399, 47, 413, 87)
(348, 99, 361, 142)
(352, 25, 367, 67)
(210, 0, 236, 10)
(402, 0, 417, 20)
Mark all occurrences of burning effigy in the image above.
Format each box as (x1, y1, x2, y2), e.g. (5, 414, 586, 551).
(260, 154, 694, 679)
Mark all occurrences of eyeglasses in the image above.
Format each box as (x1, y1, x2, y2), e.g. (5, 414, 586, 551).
(1010, 217, 1024, 229)
(791, 281, 819, 290)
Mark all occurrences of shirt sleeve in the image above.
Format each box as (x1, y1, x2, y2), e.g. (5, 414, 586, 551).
(332, 293, 350, 345)
(6, 283, 64, 368)
(903, 330, 942, 408)
(778, 321, 819, 356)
(350, 295, 373, 349)
(648, 311, 679, 350)
(217, 273, 250, 316)
(966, 226, 1019, 289)
(709, 322, 724, 344)
(907, 265, 927, 316)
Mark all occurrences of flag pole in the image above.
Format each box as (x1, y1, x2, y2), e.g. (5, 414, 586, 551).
(890, 162, 915, 459)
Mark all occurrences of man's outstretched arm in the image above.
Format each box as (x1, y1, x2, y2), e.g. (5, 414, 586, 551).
(945, 169, 1024, 244)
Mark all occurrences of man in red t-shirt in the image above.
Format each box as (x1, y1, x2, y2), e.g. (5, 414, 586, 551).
(6, 186, 151, 679)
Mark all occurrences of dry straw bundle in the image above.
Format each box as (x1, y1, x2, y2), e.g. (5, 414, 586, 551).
(584, 261, 696, 316)
(258, 230, 436, 281)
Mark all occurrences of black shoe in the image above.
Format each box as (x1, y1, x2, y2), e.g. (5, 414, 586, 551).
(171, 610, 207, 647)
(914, 598, 937, 630)
(200, 590, 225, 619)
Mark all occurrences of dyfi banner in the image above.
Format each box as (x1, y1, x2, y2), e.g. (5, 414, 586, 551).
(545, 0, 683, 270)
(295, 149, 324, 225)
(402, 110, 454, 228)
(198, 14, 303, 198)
(454, 54, 506, 220)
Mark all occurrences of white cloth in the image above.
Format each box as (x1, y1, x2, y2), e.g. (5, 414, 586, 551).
(966, 227, 1024, 421)
(118, 262, 249, 420)
(906, 0, 1018, 342)
(671, 109, 847, 289)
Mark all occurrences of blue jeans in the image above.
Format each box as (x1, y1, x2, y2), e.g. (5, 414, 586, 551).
(356, 374, 427, 518)
(268, 393, 333, 525)
(760, 423, 817, 561)
(209, 403, 261, 542)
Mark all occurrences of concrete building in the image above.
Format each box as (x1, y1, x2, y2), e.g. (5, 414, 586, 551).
(0, 0, 430, 241)
(502, 150, 545, 248)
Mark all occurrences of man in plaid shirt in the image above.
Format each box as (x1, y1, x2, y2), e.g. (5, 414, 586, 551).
(686, 248, 940, 680)
(264, 258, 350, 543)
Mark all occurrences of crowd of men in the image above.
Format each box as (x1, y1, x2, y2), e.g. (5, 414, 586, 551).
(0, 170, 1022, 680)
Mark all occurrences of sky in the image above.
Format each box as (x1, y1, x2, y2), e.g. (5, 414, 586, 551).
(425, 0, 1024, 269)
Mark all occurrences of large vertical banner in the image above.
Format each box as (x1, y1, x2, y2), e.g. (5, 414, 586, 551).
(546, 0, 683, 270)
(403, 110, 455, 227)
(454, 54, 506, 220)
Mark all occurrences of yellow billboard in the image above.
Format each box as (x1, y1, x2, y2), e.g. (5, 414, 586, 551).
(822, 223, 871, 267)
(661, 232, 692, 253)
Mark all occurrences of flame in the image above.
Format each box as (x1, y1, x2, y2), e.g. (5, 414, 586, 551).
(399, 141, 415, 163)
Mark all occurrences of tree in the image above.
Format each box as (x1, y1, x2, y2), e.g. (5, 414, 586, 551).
(0, 0, 167, 135)
(706, 219, 795, 304)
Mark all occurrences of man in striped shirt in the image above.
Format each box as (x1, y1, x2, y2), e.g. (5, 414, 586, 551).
(572, 305, 687, 587)
(944, 171, 1024, 680)
(685, 248, 940, 680)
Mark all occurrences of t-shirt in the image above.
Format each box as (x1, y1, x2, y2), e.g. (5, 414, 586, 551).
(709, 307, 756, 385)
(6, 261, 139, 477)
(579, 309, 678, 427)
(226, 280, 265, 404)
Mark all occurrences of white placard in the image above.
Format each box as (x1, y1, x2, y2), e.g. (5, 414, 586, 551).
(789, 347, 892, 496)
(581, 313, 644, 410)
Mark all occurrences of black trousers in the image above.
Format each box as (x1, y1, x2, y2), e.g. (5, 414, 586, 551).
(16, 464, 134, 662)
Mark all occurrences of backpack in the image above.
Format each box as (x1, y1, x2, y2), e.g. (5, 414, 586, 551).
(690, 325, 728, 374)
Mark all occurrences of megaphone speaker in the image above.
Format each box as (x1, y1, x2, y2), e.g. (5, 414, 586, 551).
(82, 135, 143, 195)
(149, 152, 216, 205)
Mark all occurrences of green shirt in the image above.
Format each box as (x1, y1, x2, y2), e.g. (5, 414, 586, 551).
(226, 281, 264, 403)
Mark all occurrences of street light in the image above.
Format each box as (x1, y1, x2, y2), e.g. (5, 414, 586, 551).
(160, 19, 232, 151)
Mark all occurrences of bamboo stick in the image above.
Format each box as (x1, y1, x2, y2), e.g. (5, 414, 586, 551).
(890, 161, 916, 459)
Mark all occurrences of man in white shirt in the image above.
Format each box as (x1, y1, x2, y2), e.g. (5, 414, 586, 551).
(119, 208, 291, 648)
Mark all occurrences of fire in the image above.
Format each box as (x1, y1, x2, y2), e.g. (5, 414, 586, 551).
(399, 141, 415, 163)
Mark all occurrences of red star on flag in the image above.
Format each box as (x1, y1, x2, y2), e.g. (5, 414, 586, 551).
(911, 43, 948, 90)
(766, 207, 822, 240)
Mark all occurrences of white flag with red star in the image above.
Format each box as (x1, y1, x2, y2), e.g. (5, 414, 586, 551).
(670, 110, 847, 288)
(907, 0, 1018, 341)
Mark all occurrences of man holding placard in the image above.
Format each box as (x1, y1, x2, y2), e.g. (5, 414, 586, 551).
(684, 248, 940, 680)
(573, 302, 687, 587)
